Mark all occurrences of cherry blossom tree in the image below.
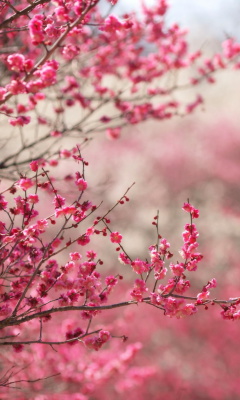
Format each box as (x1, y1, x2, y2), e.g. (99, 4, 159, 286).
(1, 0, 240, 397)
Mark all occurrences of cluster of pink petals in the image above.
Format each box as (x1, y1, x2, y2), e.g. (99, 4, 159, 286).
(84, 330, 110, 351)
(110, 231, 122, 244)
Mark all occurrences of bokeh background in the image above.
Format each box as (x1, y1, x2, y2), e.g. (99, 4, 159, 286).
(79, 1, 240, 399)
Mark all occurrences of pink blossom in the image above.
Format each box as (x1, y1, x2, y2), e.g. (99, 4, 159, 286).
(86, 227, 95, 236)
(6, 79, 27, 94)
(9, 116, 31, 126)
(53, 195, 66, 208)
(62, 44, 80, 60)
(13, 344, 24, 353)
(86, 250, 97, 260)
(52, 238, 61, 248)
(29, 160, 39, 172)
(48, 159, 58, 167)
(182, 202, 199, 218)
(170, 262, 184, 276)
(197, 291, 210, 302)
(0, 195, 7, 210)
(130, 279, 148, 302)
(131, 259, 148, 274)
(99, 330, 110, 343)
(35, 219, 48, 231)
(110, 231, 122, 243)
(205, 278, 217, 289)
(60, 149, 72, 158)
(65, 327, 84, 344)
(154, 267, 167, 280)
(101, 15, 123, 33)
(39, 65, 57, 86)
(55, 6, 69, 22)
(76, 178, 88, 191)
(118, 252, 131, 265)
(186, 260, 198, 271)
(51, 130, 62, 137)
(106, 127, 121, 140)
(175, 304, 197, 318)
(70, 252, 82, 261)
(159, 238, 170, 255)
(77, 234, 90, 246)
(29, 15, 44, 45)
(0, 87, 7, 101)
(55, 206, 76, 217)
(7, 53, 25, 72)
(67, 289, 79, 303)
(105, 276, 118, 286)
(28, 194, 39, 204)
(17, 178, 34, 191)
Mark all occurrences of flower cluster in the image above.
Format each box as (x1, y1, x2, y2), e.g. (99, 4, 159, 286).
(1, 0, 240, 166)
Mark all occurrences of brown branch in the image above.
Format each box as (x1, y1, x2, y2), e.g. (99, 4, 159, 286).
(0, 0, 99, 105)
(0, 293, 239, 331)
(1, 299, 139, 328)
(0, 328, 101, 346)
(2, 373, 60, 389)
(0, 0, 51, 30)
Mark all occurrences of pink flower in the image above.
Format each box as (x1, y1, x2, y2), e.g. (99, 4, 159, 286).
(7, 53, 25, 72)
(62, 44, 80, 60)
(28, 194, 39, 204)
(0, 195, 7, 210)
(170, 262, 184, 277)
(106, 127, 121, 140)
(118, 252, 131, 265)
(86, 250, 97, 260)
(51, 130, 62, 137)
(86, 227, 94, 236)
(29, 160, 39, 172)
(39, 65, 57, 86)
(99, 330, 110, 343)
(159, 238, 170, 255)
(101, 15, 123, 33)
(52, 238, 61, 248)
(48, 159, 58, 167)
(0, 87, 7, 101)
(154, 267, 167, 280)
(70, 252, 82, 261)
(29, 15, 44, 45)
(35, 219, 48, 231)
(9, 116, 31, 126)
(110, 231, 122, 243)
(197, 291, 210, 302)
(77, 234, 90, 246)
(105, 276, 118, 286)
(7, 79, 27, 95)
(76, 178, 88, 191)
(53, 195, 66, 208)
(13, 344, 24, 353)
(131, 259, 148, 274)
(60, 149, 71, 158)
(130, 279, 148, 302)
(206, 278, 217, 289)
(182, 202, 199, 218)
(17, 178, 34, 191)
(55, 206, 76, 217)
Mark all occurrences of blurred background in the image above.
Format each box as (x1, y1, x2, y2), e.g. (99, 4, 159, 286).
(79, 1, 240, 399)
